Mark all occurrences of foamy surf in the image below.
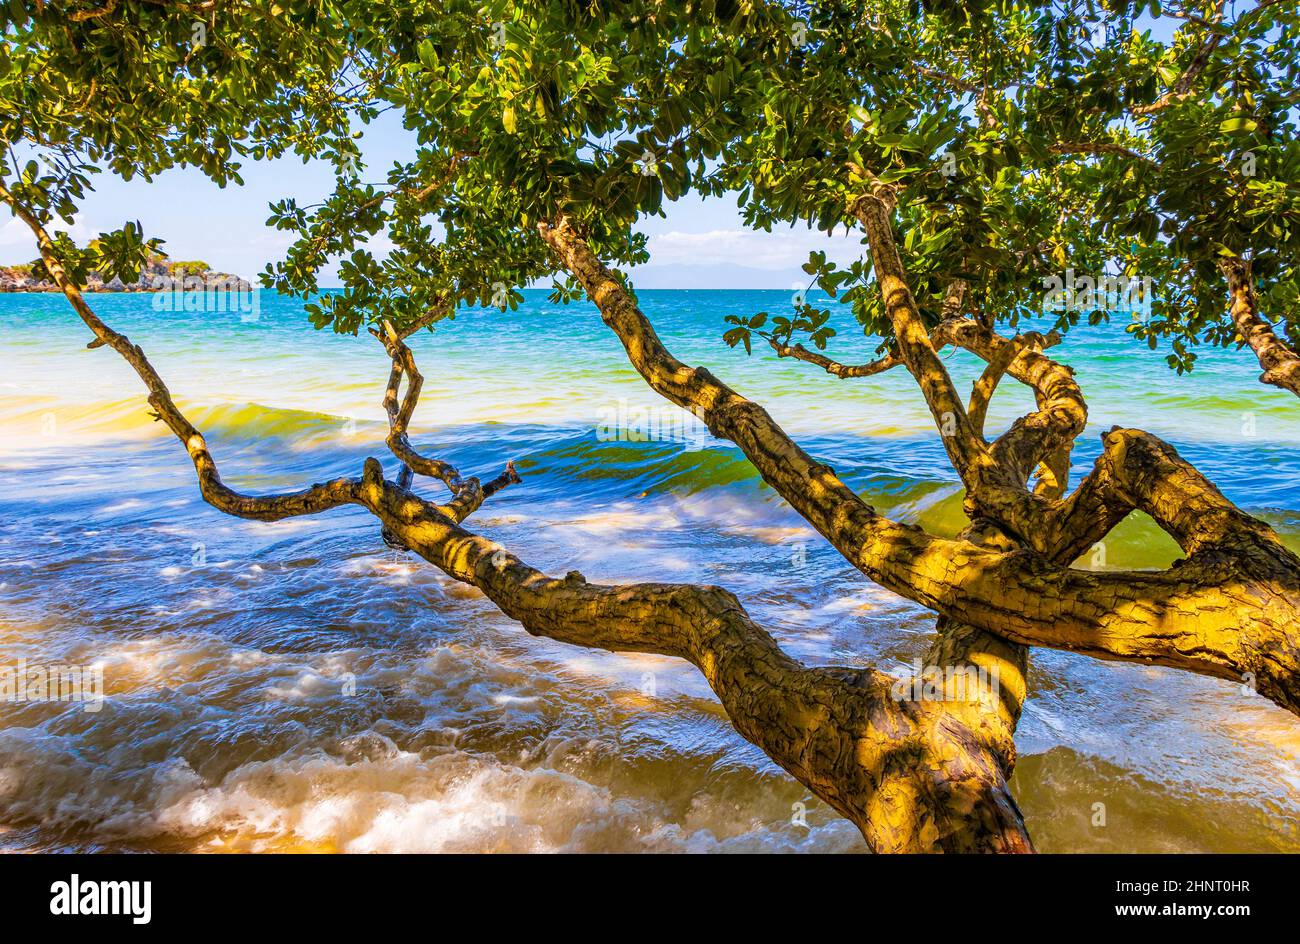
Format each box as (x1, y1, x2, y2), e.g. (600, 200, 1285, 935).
(1, 290, 1298, 852)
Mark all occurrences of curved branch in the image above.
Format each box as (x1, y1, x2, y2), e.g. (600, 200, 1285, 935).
(766, 336, 903, 377)
(538, 215, 1300, 717)
(0, 181, 360, 522)
(353, 458, 1032, 853)
(1041, 425, 1288, 562)
(950, 323, 1084, 491)
(370, 318, 520, 515)
(849, 188, 994, 484)
(1132, 0, 1228, 116)
(1221, 256, 1300, 397)
(965, 331, 1048, 438)
(1132, 1, 1287, 116)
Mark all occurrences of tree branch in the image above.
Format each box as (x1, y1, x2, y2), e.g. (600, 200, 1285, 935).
(0, 179, 361, 521)
(68, 0, 119, 22)
(538, 214, 1300, 717)
(7, 201, 1027, 848)
(369, 318, 520, 523)
(848, 185, 1000, 488)
(354, 457, 1032, 853)
(1220, 256, 1300, 397)
(1131, 0, 1288, 115)
(1049, 141, 1156, 165)
(766, 336, 903, 377)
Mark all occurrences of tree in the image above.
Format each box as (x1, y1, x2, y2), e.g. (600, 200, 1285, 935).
(3, 0, 1298, 852)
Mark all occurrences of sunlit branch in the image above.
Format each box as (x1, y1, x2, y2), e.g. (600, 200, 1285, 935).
(1220, 255, 1300, 397)
(539, 213, 1300, 717)
(369, 317, 520, 524)
(0, 179, 361, 521)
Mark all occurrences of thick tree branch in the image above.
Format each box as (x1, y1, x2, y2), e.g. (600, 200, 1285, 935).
(539, 214, 1300, 716)
(1220, 256, 1300, 397)
(1044, 425, 1288, 562)
(13, 244, 1023, 849)
(68, 0, 119, 21)
(354, 458, 1032, 853)
(845, 192, 1077, 535)
(849, 186, 1001, 490)
(941, 321, 1085, 502)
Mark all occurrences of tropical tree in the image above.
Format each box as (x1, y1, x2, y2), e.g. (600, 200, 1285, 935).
(3, 0, 1298, 852)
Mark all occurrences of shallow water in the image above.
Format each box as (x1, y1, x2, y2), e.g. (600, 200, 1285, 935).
(0, 289, 1297, 853)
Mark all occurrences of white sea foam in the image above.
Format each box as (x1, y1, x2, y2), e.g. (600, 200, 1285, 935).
(1, 295, 1298, 853)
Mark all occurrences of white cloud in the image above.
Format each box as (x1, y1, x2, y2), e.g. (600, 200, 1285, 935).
(644, 227, 863, 271)
(0, 215, 92, 259)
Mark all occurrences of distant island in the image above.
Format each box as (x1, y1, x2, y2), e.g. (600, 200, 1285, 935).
(0, 254, 250, 293)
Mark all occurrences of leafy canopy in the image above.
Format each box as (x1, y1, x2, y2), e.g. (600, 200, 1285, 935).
(4, 1, 1297, 376)
(1, 0, 362, 278)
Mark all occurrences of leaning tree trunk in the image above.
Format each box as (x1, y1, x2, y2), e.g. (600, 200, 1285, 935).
(6, 173, 1300, 852)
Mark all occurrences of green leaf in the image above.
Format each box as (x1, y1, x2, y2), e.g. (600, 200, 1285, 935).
(1220, 117, 1258, 134)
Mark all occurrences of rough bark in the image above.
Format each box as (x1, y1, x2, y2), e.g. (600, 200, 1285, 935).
(1221, 256, 1300, 397)
(850, 191, 996, 487)
(354, 460, 1032, 852)
(537, 214, 1300, 718)
(4, 189, 1037, 850)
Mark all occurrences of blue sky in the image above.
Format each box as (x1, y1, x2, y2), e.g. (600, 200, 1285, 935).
(0, 109, 861, 288)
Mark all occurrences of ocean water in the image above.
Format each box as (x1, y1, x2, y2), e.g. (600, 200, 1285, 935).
(0, 288, 1297, 853)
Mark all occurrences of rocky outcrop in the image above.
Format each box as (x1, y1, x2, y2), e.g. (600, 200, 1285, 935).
(0, 255, 250, 292)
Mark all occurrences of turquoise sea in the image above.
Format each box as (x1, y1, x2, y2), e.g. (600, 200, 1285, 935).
(0, 288, 1297, 852)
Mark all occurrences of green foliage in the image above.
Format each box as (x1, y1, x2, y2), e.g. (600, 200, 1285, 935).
(708, 1, 1299, 368)
(0, 0, 365, 285)
(4, 1, 1297, 374)
(257, 0, 1298, 370)
(25, 221, 164, 285)
(166, 260, 212, 276)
